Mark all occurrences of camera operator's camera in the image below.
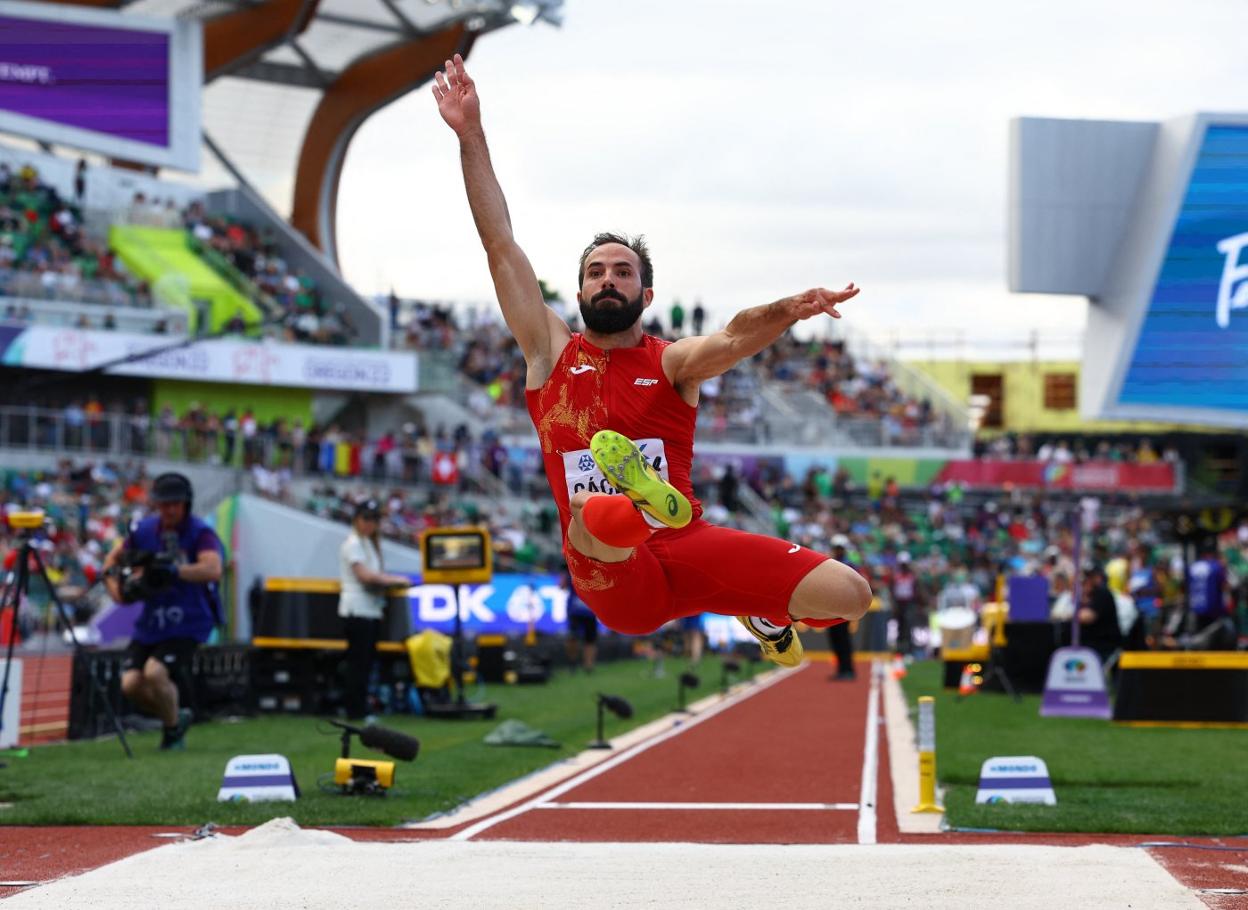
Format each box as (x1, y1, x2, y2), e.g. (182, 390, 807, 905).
(113, 550, 179, 603)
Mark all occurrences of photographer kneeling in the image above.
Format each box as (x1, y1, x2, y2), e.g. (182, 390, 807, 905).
(103, 473, 224, 751)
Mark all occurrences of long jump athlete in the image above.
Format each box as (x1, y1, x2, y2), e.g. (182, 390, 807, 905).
(434, 55, 870, 666)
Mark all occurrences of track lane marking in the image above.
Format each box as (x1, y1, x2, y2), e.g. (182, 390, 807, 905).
(450, 664, 803, 840)
(857, 660, 881, 845)
(537, 802, 859, 811)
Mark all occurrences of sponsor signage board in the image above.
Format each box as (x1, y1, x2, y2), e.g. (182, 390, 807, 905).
(1040, 646, 1112, 719)
(936, 459, 1176, 492)
(218, 753, 299, 802)
(0, 325, 417, 393)
(0, 658, 20, 748)
(975, 755, 1057, 805)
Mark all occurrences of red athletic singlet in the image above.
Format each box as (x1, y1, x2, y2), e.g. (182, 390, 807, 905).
(525, 333, 703, 536)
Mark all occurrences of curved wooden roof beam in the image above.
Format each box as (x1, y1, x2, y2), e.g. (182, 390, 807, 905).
(203, 0, 320, 80)
(289, 23, 473, 262)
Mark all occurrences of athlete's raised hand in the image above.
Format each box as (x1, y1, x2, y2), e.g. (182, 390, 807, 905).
(784, 284, 859, 321)
(433, 53, 480, 136)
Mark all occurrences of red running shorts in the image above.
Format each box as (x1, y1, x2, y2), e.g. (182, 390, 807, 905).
(564, 519, 830, 635)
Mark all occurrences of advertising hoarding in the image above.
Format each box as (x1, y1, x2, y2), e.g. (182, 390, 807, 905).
(0, 324, 418, 393)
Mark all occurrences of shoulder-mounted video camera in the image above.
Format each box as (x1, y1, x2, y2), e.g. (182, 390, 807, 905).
(109, 533, 181, 603)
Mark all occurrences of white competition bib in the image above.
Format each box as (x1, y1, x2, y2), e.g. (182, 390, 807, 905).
(562, 437, 668, 499)
(562, 438, 675, 529)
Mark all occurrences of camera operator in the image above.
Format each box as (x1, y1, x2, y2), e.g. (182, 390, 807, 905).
(103, 473, 223, 751)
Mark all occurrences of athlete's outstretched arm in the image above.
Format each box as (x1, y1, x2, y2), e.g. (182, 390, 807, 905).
(662, 285, 859, 391)
(433, 54, 570, 376)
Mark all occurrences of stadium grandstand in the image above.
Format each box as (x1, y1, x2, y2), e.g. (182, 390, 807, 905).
(0, 2, 1244, 904)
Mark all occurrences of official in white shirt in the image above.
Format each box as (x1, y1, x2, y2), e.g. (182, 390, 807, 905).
(338, 499, 409, 720)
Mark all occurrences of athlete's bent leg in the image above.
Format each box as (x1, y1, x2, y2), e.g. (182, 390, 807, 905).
(141, 656, 181, 727)
(568, 491, 649, 562)
(787, 559, 872, 624)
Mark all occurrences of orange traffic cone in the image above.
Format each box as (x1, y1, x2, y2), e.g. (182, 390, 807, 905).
(890, 655, 907, 680)
(957, 663, 977, 697)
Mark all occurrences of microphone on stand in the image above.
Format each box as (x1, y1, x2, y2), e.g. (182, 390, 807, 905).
(328, 720, 420, 762)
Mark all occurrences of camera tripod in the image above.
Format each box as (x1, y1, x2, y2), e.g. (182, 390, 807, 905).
(0, 512, 132, 758)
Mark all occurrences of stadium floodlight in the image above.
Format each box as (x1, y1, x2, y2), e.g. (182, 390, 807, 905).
(510, 3, 540, 25)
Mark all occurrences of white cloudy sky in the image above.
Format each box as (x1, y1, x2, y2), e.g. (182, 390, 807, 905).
(334, 0, 1246, 354)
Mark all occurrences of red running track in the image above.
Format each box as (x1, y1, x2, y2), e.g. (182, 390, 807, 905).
(460, 662, 892, 844)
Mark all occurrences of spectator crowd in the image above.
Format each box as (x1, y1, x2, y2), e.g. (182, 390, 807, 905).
(0, 157, 358, 345)
(181, 200, 356, 346)
(973, 433, 1181, 466)
(0, 459, 152, 638)
(753, 464, 1245, 657)
(0, 161, 152, 323)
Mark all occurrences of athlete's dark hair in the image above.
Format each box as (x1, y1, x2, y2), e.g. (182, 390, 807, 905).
(578, 232, 653, 290)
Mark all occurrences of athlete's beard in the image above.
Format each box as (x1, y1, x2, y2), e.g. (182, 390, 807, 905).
(579, 287, 644, 334)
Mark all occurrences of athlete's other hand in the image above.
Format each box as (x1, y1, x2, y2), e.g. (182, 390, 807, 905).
(785, 285, 859, 321)
(433, 53, 481, 136)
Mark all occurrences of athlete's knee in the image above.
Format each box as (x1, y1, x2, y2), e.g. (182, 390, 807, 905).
(120, 670, 144, 700)
(791, 559, 872, 621)
(142, 659, 171, 687)
(570, 491, 607, 513)
(845, 571, 872, 621)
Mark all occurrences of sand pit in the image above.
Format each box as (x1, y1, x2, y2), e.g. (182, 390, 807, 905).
(2, 818, 1203, 910)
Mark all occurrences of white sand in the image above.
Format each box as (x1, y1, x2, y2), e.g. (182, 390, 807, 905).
(4, 818, 1202, 910)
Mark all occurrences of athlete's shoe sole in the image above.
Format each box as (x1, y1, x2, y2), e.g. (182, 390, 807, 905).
(735, 617, 805, 668)
(589, 429, 692, 529)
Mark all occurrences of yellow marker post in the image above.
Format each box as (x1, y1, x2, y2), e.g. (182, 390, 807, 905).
(912, 695, 944, 814)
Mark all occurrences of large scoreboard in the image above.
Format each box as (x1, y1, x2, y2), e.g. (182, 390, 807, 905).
(1117, 124, 1248, 414)
(1011, 113, 1248, 428)
(0, 0, 201, 170)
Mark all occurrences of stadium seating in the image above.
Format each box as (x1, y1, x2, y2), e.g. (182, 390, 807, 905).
(0, 156, 377, 346)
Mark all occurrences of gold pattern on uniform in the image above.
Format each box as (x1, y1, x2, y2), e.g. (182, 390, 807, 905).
(534, 349, 604, 453)
(567, 546, 637, 592)
(535, 381, 591, 453)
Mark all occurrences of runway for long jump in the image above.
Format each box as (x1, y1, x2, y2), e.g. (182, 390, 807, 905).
(1, 662, 1244, 909)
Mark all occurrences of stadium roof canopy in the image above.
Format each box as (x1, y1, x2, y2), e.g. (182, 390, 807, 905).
(39, 0, 562, 263)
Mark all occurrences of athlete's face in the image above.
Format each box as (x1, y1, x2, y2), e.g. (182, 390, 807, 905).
(577, 243, 652, 334)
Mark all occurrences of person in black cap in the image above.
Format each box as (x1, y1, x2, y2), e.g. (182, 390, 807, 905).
(103, 472, 223, 750)
(338, 499, 409, 720)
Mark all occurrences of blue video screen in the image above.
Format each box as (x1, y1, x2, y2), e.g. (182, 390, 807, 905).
(1118, 124, 1248, 413)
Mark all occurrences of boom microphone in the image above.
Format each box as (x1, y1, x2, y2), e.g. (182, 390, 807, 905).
(359, 724, 421, 762)
(328, 719, 420, 762)
(599, 694, 633, 719)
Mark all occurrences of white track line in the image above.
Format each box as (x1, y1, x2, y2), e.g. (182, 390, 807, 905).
(537, 802, 858, 811)
(450, 664, 801, 840)
(857, 660, 881, 845)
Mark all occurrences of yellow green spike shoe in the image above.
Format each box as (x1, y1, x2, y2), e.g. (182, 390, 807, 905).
(589, 429, 692, 529)
(735, 616, 805, 668)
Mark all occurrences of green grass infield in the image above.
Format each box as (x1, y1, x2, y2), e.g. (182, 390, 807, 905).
(899, 659, 1248, 836)
(0, 658, 757, 827)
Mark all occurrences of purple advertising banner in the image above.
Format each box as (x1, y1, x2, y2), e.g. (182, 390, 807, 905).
(0, 15, 169, 147)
